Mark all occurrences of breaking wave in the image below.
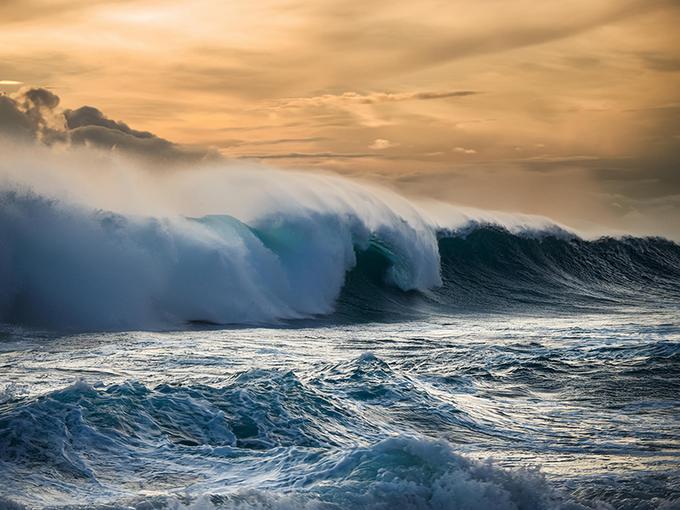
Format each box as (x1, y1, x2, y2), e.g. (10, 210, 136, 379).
(1, 180, 679, 330)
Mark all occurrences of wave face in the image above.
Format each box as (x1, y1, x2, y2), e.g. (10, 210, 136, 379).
(338, 231, 680, 324)
(434, 227, 680, 311)
(1, 185, 680, 329)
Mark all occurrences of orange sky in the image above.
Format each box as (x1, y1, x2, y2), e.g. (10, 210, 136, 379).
(1, 0, 679, 236)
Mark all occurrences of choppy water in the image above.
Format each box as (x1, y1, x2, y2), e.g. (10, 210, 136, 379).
(1, 311, 679, 509)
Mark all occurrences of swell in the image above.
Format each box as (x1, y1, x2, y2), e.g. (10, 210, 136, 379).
(433, 226, 680, 311)
(1, 188, 679, 330)
(335, 226, 680, 320)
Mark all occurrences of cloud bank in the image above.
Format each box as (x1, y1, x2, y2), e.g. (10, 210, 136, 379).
(0, 88, 218, 165)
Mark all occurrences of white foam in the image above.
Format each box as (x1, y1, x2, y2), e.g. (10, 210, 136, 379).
(5, 436, 607, 509)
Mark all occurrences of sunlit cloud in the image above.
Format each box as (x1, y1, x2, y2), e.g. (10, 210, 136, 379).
(273, 90, 478, 109)
(453, 147, 477, 155)
(238, 152, 375, 160)
(369, 139, 395, 150)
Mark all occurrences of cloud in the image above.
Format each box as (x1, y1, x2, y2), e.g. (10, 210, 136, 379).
(68, 124, 218, 164)
(520, 154, 602, 165)
(21, 87, 60, 109)
(0, 87, 218, 165)
(65, 106, 220, 164)
(639, 52, 680, 72)
(275, 90, 478, 109)
(0, 95, 37, 141)
(237, 152, 375, 160)
(453, 147, 477, 154)
(65, 106, 155, 138)
(0, 87, 377, 165)
(369, 138, 394, 150)
(410, 91, 478, 100)
(0, 87, 66, 143)
(267, 90, 479, 129)
(234, 136, 328, 146)
(0, 80, 22, 85)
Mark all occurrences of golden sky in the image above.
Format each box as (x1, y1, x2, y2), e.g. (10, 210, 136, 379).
(1, 0, 679, 236)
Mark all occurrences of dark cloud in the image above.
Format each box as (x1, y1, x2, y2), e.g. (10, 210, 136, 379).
(514, 150, 680, 202)
(0, 87, 65, 143)
(68, 125, 217, 164)
(0, 94, 37, 141)
(21, 87, 60, 109)
(494, 100, 680, 205)
(65, 106, 154, 138)
(0, 87, 219, 165)
(410, 91, 478, 100)
(640, 53, 680, 72)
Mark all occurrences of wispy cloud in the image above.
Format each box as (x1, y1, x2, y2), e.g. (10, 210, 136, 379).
(453, 147, 477, 154)
(274, 90, 478, 109)
(237, 152, 376, 160)
(235, 136, 328, 146)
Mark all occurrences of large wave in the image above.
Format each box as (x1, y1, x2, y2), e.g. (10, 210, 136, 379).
(1, 148, 679, 330)
(0, 184, 442, 330)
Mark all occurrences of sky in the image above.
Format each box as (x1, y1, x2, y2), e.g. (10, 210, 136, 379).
(0, 0, 679, 237)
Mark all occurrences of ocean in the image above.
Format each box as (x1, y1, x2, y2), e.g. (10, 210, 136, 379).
(1, 176, 679, 509)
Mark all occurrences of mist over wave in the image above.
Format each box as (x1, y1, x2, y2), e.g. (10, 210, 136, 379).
(1, 144, 679, 330)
